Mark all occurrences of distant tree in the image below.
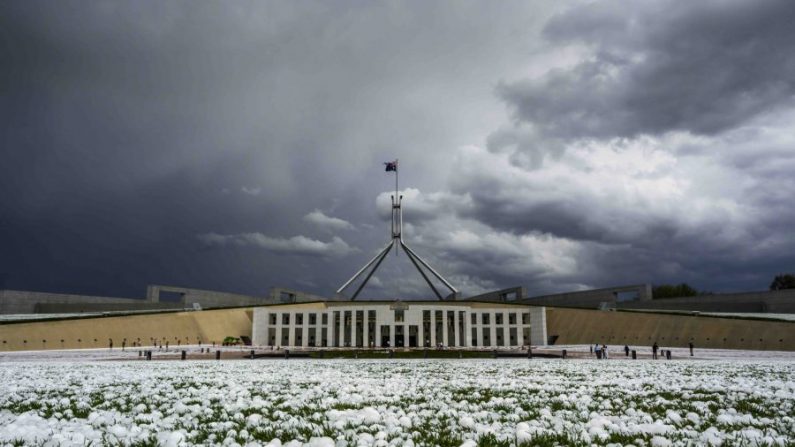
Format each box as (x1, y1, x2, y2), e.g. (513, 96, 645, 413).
(770, 273, 795, 291)
(652, 283, 700, 299)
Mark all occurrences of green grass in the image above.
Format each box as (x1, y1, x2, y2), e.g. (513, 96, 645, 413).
(310, 349, 494, 359)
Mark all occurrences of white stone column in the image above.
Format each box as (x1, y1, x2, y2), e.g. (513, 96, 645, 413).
(288, 312, 296, 347)
(442, 310, 449, 347)
(502, 311, 509, 347)
(418, 311, 425, 348)
(324, 311, 331, 346)
(389, 324, 395, 348)
(338, 310, 344, 347)
(453, 311, 460, 347)
(275, 312, 283, 347)
(530, 306, 547, 346)
(252, 309, 264, 346)
(351, 310, 358, 347)
(459, 311, 469, 348)
(428, 311, 434, 347)
(374, 307, 382, 348)
(476, 322, 483, 348)
(490, 313, 497, 348)
(302, 313, 309, 347)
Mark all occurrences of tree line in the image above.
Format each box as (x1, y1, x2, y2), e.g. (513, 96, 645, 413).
(652, 273, 795, 299)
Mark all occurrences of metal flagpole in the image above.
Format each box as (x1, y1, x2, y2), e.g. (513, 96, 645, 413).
(336, 240, 395, 296)
(392, 162, 403, 256)
(335, 158, 459, 300)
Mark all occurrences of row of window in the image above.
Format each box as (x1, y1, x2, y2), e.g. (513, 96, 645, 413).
(266, 310, 531, 326)
(265, 324, 532, 348)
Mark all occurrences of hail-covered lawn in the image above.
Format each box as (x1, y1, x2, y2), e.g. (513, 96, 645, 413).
(0, 359, 793, 446)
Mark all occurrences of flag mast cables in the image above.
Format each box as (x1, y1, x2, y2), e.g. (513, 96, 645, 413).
(336, 160, 459, 301)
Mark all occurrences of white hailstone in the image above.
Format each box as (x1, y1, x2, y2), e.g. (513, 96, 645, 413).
(665, 410, 682, 425)
(357, 432, 375, 445)
(716, 414, 734, 425)
(164, 430, 186, 447)
(246, 414, 262, 427)
(71, 432, 87, 444)
(306, 437, 335, 447)
(459, 416, 475, 429)
(361, 407, 381, 424)
(650, 435, 672, 447)
(516, 428, 532, 443)
(459, 441, 477, 447)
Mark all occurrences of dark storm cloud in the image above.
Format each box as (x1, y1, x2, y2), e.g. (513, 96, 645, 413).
(0, 0, 559, 298)
(403, 0, 795, 295)
(497, 0, 795, 139)
(3, 0, 794, 301)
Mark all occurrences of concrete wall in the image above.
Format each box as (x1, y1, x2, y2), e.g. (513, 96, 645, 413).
(35, 302, 187, 313)
(522, 284, 652, 308)
(615, 289, 795, 313)
(464, 286, 527, 302)
(0, 307, 253, 352)
(146, 285, 269, 308)
(0, 289, 145, 315)
(546, 307, 795, 351)
(268, 287, 335, 303)
(523, 286, 795, 314)
(0, 285, 276, 315)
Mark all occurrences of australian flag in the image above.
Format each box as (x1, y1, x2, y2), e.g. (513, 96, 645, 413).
(384, 160, 398, 172)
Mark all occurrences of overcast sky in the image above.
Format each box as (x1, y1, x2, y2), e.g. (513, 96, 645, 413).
(2, 0, 794, 299)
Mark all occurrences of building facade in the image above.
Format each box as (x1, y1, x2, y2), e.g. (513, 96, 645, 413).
(252, 301, 547, 348)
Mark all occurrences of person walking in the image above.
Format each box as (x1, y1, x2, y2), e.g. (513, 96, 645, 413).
(652, 342, 659, 360)
(602, 345, 609, 359)
(689, 341, 694, 357)
(624, 345, 630, 357)
(595, 343, 602, 359)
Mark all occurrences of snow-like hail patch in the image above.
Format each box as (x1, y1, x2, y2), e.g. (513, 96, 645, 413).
(0, 357, 792, 446)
